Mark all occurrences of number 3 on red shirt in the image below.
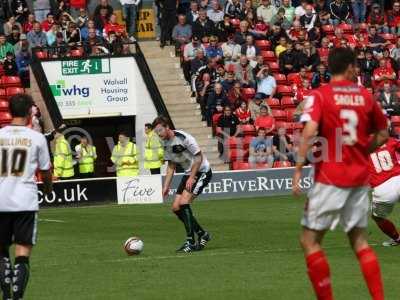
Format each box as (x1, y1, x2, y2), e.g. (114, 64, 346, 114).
(340, 109, 358, 145)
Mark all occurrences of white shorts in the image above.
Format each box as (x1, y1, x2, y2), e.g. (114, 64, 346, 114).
(371, 175, 400, 218)
(301, 182, 369, 233)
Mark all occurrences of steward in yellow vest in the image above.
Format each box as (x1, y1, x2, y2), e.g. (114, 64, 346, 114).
(111, 132, 139, 177)
(144, 123, 164, 174)
(53, 132, 74, 179)
(75, 136, 97, 178)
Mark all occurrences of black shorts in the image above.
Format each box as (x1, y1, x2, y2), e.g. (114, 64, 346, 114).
(176, 169, 212, 196)
(0, 211, 38, 246)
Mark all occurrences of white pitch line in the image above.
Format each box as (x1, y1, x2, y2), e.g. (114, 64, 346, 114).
(39, 219, 66, 223)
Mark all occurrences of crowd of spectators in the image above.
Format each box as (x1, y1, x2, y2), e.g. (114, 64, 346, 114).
(161, 0, 400, 168)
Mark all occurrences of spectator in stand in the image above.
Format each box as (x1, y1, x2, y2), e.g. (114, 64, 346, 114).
(388, 2, 400, 34)
(383, 48, 398, 72)
(7, 26, 20, 45)
(391, 38, 400, 66)
(368, 4, 389, 33)
(235, 55, 255, 87)
(183, 36, 205, 83)
(281, 0, 295, 23)
(94, 0, 113, 19)
(352, 0, 366, 23)
(377, 82, 400, 115)
(294, 78, 311, 102)
(257, 0, 277, 25)
(94, 7, 108, 32)
(12, 0, 29, 24)
(311, 64, 331, 88)
(290, 66, 308, 88)
(63, 21, 81, 45)
(59, 12, 75, 30)
(103, 13, 125, 38)
(14, 32, 28, 56)
(46, 24, 61, 45)
(301, 40, 320, 72)
(186, 1, 199, 25)
(49, 32, 68, 57)
(192, 9, 215, 41)
(3, 51, 17, 76)
(23, 14, 36, 33)
(256, 64, 276, 98)
(234, 20, 250, 45)
(329, 0, 350, 25)
(373, 58, 396, 88)
(0, 34, 14, 61)
(224, 0, 243, 19)
(40, 13, 55, 32)
(221, 33, 241, 65)
(76, 8, 89, 29)
(272, 126, 294, 164)
(300, 5, 320, 37)
(120, 0, 140, 37)
(33, 0, 51, 22)
(55, 0, 72, 18)
(287, 20, 302, 42)
(360, 50, 378, 86)
(270, 7, 291, 30)
(159, 0, 178, 48)
(4, 16, 22, 36)
(15, 43, 31, 87)
(368, 25, 389, 54)
(294, 0, 311, 19)
(216, 14, 235, 41)
(196, 72, 215, 120)
(275, 36, 287, 58)
(227, 80, 244, 107)
(206, 82, 228, 125)
(254, 104, 275, 132)
(83, 27, 105, 54)
(190, 48, 207, 83)
(216, 105, 240, 157)
(205, 35, 223, 60)
(249, 92, 271, 120)
(70, 0, 86, 19)
(220, 71, 235, 91)
(81, 20, 100, 40)
(243, 0, 255, 17)
(279, 41, 296, 75)
(27, 22, 47, 49)
(207, 0, 224, 24)
(235, 100, 251, 124)
(172, 14, 192, 54)
(241, 34, 259, 64)
(248, 127, 274, 167)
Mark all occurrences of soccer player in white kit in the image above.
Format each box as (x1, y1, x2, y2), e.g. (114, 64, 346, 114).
(0, 94, 53, 300)
(152, 116, 212, 253)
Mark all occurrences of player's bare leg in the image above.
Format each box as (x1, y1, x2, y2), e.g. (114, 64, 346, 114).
(347, 227, 384, 300)
(0, 244, 12, 300)
(371, 215, 400, 246)
(299, 227, 333, 300)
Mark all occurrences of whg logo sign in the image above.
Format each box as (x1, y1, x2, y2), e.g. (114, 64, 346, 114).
(50, 80, 90, 98)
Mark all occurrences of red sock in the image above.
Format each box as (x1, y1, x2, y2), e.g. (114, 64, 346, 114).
(306, 251, 333, 300)
(356, 247, 384, 300)
(376, 219, 400, 240)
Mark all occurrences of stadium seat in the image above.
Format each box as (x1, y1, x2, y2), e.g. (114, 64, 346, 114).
(391, 115, 400, 126)
(273, 74, 288, 85)
(273, 161, 292, 168)
(267, 97, 280, 109)
(275, 121, 288, 130)
(261, 51, 276, 62)
(242, 87, 256, 100)
(393, 126, 400, 135)
(227, 137, 243, 149)
(0, 112, 11, 124)
(6, 87, 24, 97)
(268, 62, 280, 73)
(70, 49, 84, 57)
(239, 124, 256, 136)
(1, 76, 22, 87)
(212, 113, 222, 136)
(277, 85, 294, 96)
(0, 101, 9, 111)
(285, 108, 296, 122)
(338, 23, 353, 34)
(230, 18, 240, 28)
(322, 24, 334, 35)
(232, 161, 250, 170)
(281, 97, 296, 109)
(255, 163, 270, 169)
(286, 73, 299, 84)
(228, 149, 248, 162)
(242, 136, 253, 150)
(0, 89, 6, 100)
(35, 51, 48, 59)
(380, 33, 396, 44)
(271, 109, 287, 121)
(255, 39, 271, 51)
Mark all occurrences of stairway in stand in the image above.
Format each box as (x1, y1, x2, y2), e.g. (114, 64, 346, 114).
(139, 41, 228, 171)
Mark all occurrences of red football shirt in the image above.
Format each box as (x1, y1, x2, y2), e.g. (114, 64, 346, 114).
(301, 80, 388, 187)
(368, 138, 400, 187)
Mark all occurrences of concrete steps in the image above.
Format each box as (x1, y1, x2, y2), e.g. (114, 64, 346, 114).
(140, 41, 228, 171)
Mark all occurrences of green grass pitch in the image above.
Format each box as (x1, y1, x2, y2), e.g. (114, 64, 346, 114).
(22, 196, 400, 300)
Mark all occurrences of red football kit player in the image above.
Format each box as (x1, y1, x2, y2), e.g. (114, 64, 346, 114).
(368, 137, 400, 246)
(293, 48, 388, 300)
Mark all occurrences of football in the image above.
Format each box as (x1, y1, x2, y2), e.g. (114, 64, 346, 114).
(124, 237, 144, 256)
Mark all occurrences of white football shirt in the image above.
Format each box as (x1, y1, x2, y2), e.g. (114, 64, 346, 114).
(163, 130, 210, 174)
(0, 125, 51, 212)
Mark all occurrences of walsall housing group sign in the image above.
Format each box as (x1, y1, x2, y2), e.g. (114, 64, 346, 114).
(41, 57, 137, 119)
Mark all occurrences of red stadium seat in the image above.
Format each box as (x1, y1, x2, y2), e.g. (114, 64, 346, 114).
(35, 51, 48, 59)
(228, 149, 248, 162)
(275, 121, 288, 130)
(255, 39, 271, 51)
(268, 62, 280, 73)
(239, 124, 256, 136)
(380, 33, 396, 44)
(281, 97, 296, 109)
(273, 161, 292, 168)
(70, 49, 84, 57)
(261, 50, 276, 62)
(232, 161, 250, 170)
(267, 97, 280, 109)
(338, 23, 353, 34)
(322, 24, 334, 35)
(242, 87, 256, 100)
(0, 101, 9, 111)
(271, 109, 286, 121)
(6, 87, 24, 96)
(273, 73, 287, 85)
(0, 112, 11, 124)
(277, 85, 294, 96)
(1, 76, 21, 87)
(393, 126, 400, 135)
(228, 137, 243, 149)
(255, 163, 270, 169)
(391, 115, 400, 126)
(0, 89, 6, 100)
(285, 108, 296, 122)
(212, 113, 222, 136)
(230, 18, 240, 28)
(242, 136, 254, 150)
(286, 73, 299, 84)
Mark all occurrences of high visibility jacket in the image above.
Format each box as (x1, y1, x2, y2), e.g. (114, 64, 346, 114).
(53, 136, 74, 178)
(111, 141, 139, 177)
(144, 130, 164, 170)
(76, 144, 97, 174)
